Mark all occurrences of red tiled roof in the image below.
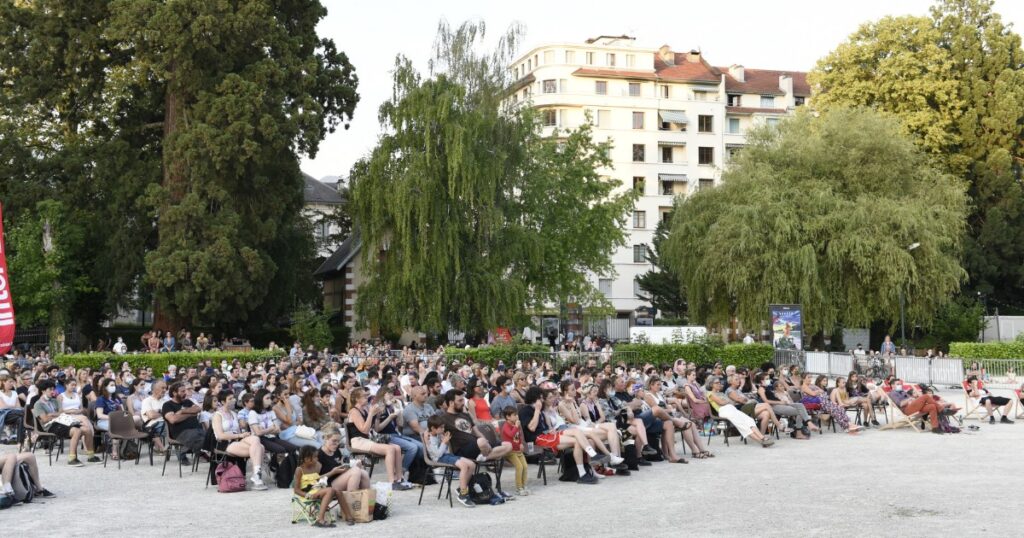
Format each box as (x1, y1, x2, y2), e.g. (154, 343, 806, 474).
(726, 107, 788, 115)
(654, 53, 721, 83)
(719, 67, 810, 97)
(571, 68, 657, 81)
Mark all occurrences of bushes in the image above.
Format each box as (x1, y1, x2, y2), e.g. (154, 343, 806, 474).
(445, 344, 550, 366)
(949, 342, 1024, 362)
(54, 349, 286, 373)
(613, 343, 773, 369)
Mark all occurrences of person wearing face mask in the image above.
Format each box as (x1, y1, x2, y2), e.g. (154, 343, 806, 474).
(95, 378, 124, 435)
(755, 372, 811, 439)
(489, 376, 517, 418)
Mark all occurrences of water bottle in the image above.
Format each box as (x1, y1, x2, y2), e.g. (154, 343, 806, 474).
(780, 418, 789, 431)
(527, 442, 535, 454)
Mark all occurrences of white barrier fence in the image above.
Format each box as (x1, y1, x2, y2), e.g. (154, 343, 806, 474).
(775, 351, 967, 387)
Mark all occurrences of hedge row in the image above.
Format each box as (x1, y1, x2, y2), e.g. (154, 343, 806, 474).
(445, 344, 551, 366)
(949, 342, 1024, 362)
(54, 349, 286, 372)
(613, 343, 774, 369)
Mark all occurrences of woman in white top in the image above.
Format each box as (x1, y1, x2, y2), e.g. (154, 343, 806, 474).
(707, 378, 774, 447)
(0, 374, 23, 442)
(211, 390, 267, 490)
(556, 381, 624, 463)
(126, 378, 149, 428)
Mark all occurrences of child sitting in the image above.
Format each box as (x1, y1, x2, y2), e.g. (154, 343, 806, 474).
(293, 446, 337, 527)
(426, 414, 477, 507)
(501, 406, 529, 496)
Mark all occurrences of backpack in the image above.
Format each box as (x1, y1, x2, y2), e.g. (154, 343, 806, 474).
(558, 451, 593, 482)
(275, 452, 297, 489)
(11, 462, 37, 503)
(119, 439, 140, 461)
(938, 414, 960, 434)
(468, 473, 496, 504)
(216, 461, 247, 493)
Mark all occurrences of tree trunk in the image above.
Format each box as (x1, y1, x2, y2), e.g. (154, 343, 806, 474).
(153, 83, 188, 332)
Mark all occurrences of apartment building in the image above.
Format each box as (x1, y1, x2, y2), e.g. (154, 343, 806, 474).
(509, 35, 809, 320)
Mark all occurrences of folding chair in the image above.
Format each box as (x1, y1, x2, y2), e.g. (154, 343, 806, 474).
(878, 392, 924, 432)
(104, 410, 151, 469)
(962, 380, 1007, 422)
(290, 494, 337, 525)
(418, 431, 457, 507)
(474, 423, 506, 494)
(25, 406, 65, 465)
(162, 430, 201, 477)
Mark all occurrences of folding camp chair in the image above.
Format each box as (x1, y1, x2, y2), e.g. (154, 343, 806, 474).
(290, 494, 338, 525)
(962, 381, 1004, 421)
(878, 392, 924, 432)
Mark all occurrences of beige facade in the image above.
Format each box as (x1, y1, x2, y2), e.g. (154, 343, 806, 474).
(510, 36, 809, 317)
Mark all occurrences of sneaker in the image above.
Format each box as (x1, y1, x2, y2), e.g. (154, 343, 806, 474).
(590, 453, 608, 465)
(456, 492, 476, 507)
(400, 480, 414, 489)
(871, 420, 881, 427)
(86, 455, 101, 463)
(637, 459, 652, 467)
(577, 472, 598, 485)
(608, 455, 624, 466)
(250, 477, 268, 490)
(392, 480, 413, 491)
(475, 454, 487, 463)
(498, 490, 515, 500)
(179, 455, 191, 465)
(516, 488, 529, 496)
(931, 428, 944, 435)
(0, 494, 13, 510)
(67, 457, 84, 467)
(989, 416, 995, 425)
(38, 488, 56, 498)
(1001, 416, 1014, 424)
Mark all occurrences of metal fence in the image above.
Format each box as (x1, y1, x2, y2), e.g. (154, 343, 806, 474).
(773, 349, 969, 387)
(966, 358, 1024, 389)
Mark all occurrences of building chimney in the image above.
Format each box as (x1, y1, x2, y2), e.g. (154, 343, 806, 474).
(729, 64, 745, 82)
(779, 74, 793, 97)
(658, 45, 674, 66)
(687, 49, 701, 63)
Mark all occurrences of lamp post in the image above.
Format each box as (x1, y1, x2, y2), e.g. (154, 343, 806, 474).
(899, 242, 920, 350)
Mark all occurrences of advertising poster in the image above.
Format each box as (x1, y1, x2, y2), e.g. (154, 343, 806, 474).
(769, 304, 802, 350)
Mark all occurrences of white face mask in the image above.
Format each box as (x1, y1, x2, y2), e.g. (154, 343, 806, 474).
(124, 376, 134, 384)
(894, 384, 904, 392)
(106, 385, 117, 394)
(505, 383, 514, 392)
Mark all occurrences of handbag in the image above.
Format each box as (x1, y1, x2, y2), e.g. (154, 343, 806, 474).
(216, 461, 247, 493)
(47, 414, 82, 429)
(369, 430, 391, 444)
(294, 425, 317, 440)
(342, 489, 375, 523)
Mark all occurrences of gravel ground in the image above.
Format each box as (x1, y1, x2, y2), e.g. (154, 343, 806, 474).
(2, 388, 1019, 537)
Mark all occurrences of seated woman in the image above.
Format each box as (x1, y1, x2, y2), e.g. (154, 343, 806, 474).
(641, 377, 710, 462)
(681, 369, 711, 426)
(801, 375, 862, 434)
(94, 378, 124, 433)
(519, 386, 601, 484)
(301, 388, 331, 432)
(845, 372, 882, 426)
(249, 389, 299, 466)
(597, 378, 650, 464)
(211, 390, 267, 490)
(125, 378, 149, 429)
(370, 387, 424, 484)
(831, 376, 874, 428)
(0, 373, 25, 442)
(334, 375, 356, 424)
(557, 381, 624, 464)
(465, 381, 494, 425)
(317, 431, 367, 523)
(346, 388, 412, 490)
(754, 372, 811, 439)
(706, 378, 774, 447)
(726, 374, 781, 435)
(274, 386, 321, 449)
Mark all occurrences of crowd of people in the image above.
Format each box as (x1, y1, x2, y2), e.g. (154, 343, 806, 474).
(0, 337, 1020, 521)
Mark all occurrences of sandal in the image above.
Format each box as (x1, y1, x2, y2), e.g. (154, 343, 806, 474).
(693, 452, 709, 459)
(670, 458, 689, 464)
(313, 520, 336, 528)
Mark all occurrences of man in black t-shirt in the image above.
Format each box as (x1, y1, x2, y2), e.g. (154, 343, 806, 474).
(439, 390, 511, 462)
(162, 381, 204, 464)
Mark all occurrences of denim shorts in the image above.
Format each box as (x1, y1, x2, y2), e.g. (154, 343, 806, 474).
(438, 453, 460, 465)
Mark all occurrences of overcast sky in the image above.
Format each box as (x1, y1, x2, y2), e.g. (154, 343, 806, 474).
(300, 0, 1024, 181)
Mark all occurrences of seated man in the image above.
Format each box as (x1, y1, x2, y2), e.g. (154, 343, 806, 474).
(438, 390, 511, 464)
(888, 382, 942, 434)
(31, 380, 98, 466)
(966, 376, 1013, 424)
(162, 381, 206, 464)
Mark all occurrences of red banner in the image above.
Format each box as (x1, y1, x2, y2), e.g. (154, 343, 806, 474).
(0, 202, 13, 355)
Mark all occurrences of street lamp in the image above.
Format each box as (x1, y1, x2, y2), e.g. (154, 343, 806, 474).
(899, 242, 920, 350)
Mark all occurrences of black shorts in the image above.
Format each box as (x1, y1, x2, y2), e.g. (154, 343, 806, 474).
(981, 396, 1010, 406)
(454, 442, 481, 461)
(46, 423, 72, 438)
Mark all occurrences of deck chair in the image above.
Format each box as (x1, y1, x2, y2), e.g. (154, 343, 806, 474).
(962, 381, 1004, 421)
(418, 431, 457, 507)
(878, 392, 924, 432)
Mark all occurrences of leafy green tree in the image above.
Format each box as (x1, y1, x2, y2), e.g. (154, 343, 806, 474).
(917, 297, 986, 350)
(288, 306, 334, 350)
(665, 108, 969, 334)
(351, 21, 636, 336)
(636, 214, 687, 320)
(810, 0, 1024, 309)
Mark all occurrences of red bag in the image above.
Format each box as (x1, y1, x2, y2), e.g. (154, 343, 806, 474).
(216, 462, 247, 493)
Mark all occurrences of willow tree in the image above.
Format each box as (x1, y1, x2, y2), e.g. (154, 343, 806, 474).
(350, 21, 635, 336)
(810, 0, 1024, 309)
(665, 108, 969, 334)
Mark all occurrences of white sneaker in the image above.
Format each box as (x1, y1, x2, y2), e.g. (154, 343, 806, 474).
(250, 476, 268, 490)
(609, 455, 624, 466)
(475, 454, 487, 462)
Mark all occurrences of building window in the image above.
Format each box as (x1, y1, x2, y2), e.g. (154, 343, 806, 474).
(598, 278, 613, 296)
(607, 53, 616, 66)
(727, 117, 741, 134)
(542, 79, 557, 94)
(760, 95, 775, 108)
(633, 211, 646, 229)
(597, 109, 611, 126)
(661, 146, 673, 163)
(633, 244, 648, 263)
(795, 96, 805, 106)
(699, 178, 714, 191)
(543, 50, 554, 64)
(698, 147, 714, 165)
(632, 111, 644, 129)
(632, 144, 645, 162)
(661, 180, 674, 196)
(661, 85, 670, 98)
(542, 109, 557, 126)
(726, 146, 743, 162)
(727, 94, 741, 107)
(628, 82, 640, 97)
(660, 208, 672, 222)
(565, 50, 575, 64)
(694, 90, 708, 101)
(634, 278, 644, 297)
(586, 51, 594, 65)
(766, 117, 780, 128)
(595, 81, 607, 95)
(534, 54, 539, 66)
(698, 115, 713, 133)
(632, 176, 645, 193)
(626, 54, 636, 67)
(527, 59, 531, 71)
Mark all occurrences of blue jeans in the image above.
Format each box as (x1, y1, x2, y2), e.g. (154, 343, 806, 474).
(388, 434, 424, 472)
(280, 426, 322, 449)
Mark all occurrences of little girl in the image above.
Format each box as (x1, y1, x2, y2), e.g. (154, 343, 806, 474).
(293, 446, 337, 528)
(501, 407, 529, 496)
